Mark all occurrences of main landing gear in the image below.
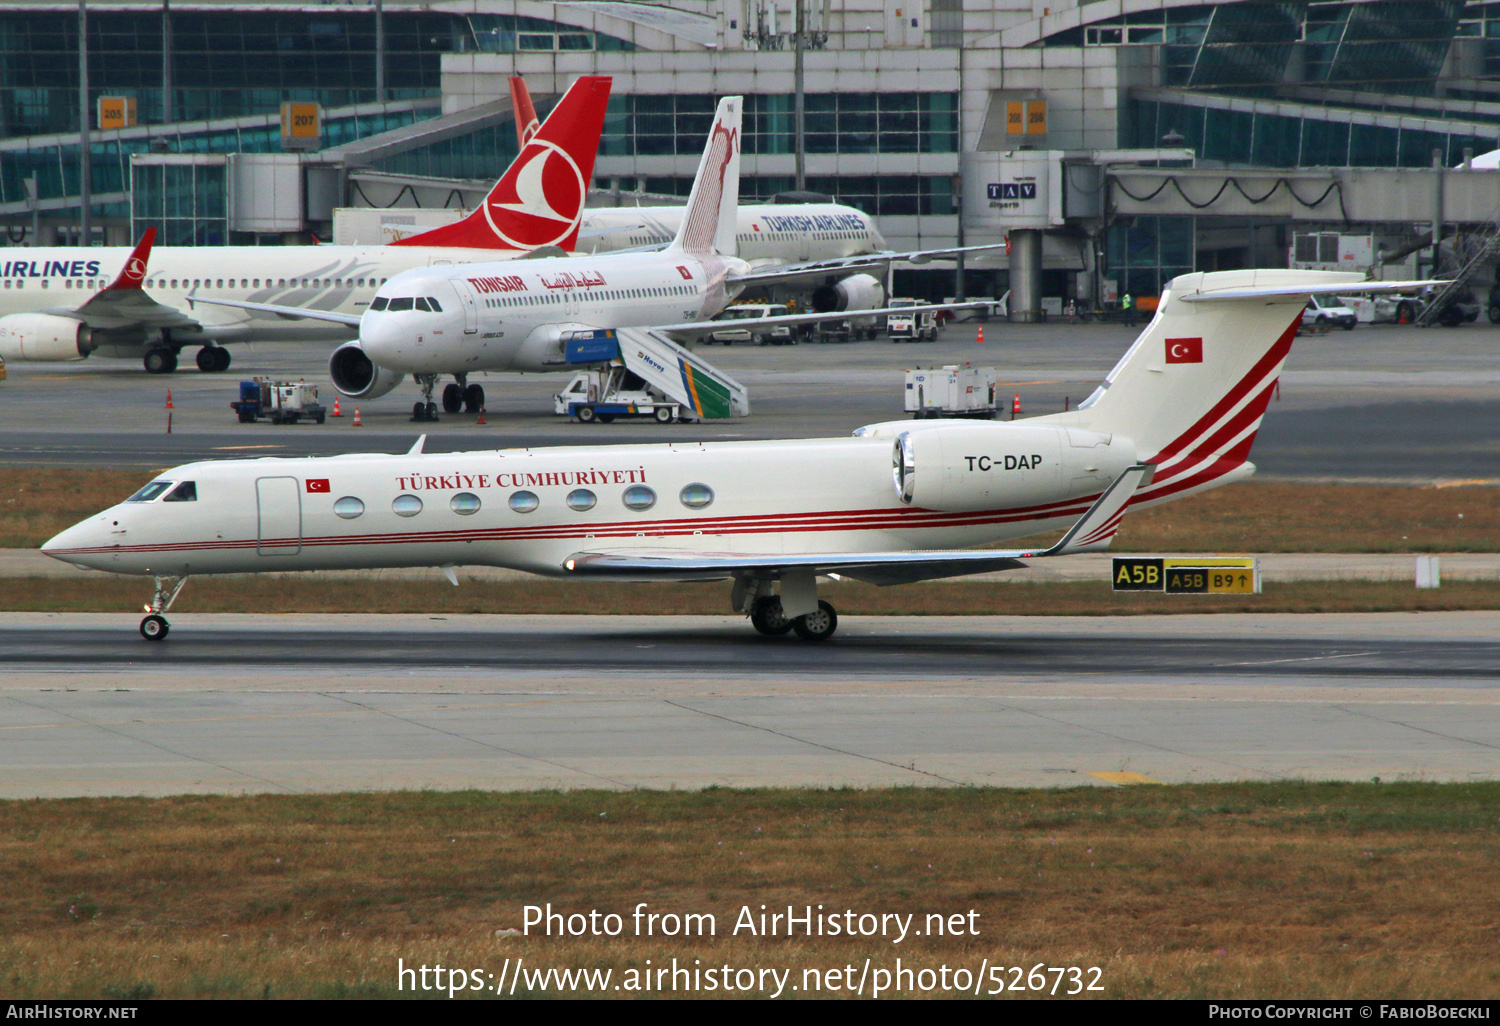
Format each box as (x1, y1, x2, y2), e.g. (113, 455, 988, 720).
(143, 348, 178, 374)
(139, 575, 189, 641)
(740, 578, 839, 642)
(195, 345, 231, 373)
(441, 379, 485, 414)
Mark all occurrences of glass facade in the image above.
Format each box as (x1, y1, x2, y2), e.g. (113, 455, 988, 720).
(1107, 216, 1196, 298)
(131, 161, 227, 247)
(464, 14, 634, 53)
(602, 93, 959, 157)
(1129, 96, 1496, 166)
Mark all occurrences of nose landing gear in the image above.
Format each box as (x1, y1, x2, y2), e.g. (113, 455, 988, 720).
(411, 374, 441, 422)
(139, 575, 189, 641)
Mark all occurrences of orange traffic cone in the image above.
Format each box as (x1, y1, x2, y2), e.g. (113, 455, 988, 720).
(1397, 304, 1408, 324)
(332, 396, 342, 417)
(1011, 392, 1022, 420)
(164, 389, 174, 409)
(352, 407, 362, 427)
(476, 406, 486, 425)
(977, 325, 985, 344)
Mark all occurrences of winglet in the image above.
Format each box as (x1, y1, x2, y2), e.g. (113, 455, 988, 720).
(510, 76, 540, 148)
(408, 434, 426, 456)
(1034, 464, 1153, 556)
(106, 228, 156, 291)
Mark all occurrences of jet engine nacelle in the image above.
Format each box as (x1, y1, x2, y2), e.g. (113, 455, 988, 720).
(328, 341, 406, 399)
(811, 273, 885, 313)
(0, 313, 91, 362)
(891, 423, 1136, 513)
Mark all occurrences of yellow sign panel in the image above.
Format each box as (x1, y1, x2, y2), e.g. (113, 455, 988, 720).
(97, 96, 137, 130)
(281, 102, 321, 146)
(1113, 557, 1260, 594)
(1025, 99, 1047, 135)
(1006, 101, 1024, 135)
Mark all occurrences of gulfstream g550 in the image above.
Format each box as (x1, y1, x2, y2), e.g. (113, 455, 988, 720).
(43, 268, 1434, 641)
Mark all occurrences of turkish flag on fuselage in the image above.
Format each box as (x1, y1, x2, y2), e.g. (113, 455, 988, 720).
(305, 479, 330, 493)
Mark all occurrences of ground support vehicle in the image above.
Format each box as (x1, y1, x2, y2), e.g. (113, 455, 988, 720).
(554, 366, 684, 423)
(887, 299, 940, 342)
(706, 304, 794, 345)
(553, 328, 748, 422)
(1303, 294, 1358, 330)
(904, 365, 999, 419)
(230, 380, 326, 424)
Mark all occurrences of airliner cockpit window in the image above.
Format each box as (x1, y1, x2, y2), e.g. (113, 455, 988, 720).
(370, 297, 389, 311)
(126, 481, 173, 502)
(427, 297, 443, 312)
(388, 297, 415, 312)
(162, 481, 197, 502)
(414, 298, 432, 312)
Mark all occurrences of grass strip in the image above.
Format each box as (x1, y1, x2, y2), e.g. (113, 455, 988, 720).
(2, 783, 1497, 999)
(3, 576, 1500, 615)
(3, 470, 1498, 553)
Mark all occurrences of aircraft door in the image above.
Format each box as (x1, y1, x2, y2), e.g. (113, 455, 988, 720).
(448, 278, 479, 334)
(256, 477, 302, 556)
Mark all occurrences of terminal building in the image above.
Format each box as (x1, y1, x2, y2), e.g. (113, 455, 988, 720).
(3, 1, 1499, 316)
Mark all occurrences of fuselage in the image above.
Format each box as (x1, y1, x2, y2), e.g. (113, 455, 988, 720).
(41, 421, 1141, 579)
(358, 249, 748, 375)
(575, 204, 885, 266)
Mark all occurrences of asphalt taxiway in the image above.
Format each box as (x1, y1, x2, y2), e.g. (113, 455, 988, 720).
(2, 611, 1496, 797)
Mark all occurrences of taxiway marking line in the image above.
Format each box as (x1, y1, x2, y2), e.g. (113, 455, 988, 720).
(1088, 771, 1163, 785)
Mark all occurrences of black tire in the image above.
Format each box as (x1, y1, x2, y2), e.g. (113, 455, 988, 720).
(464, 384, 484, 413)
(195, 346, 217, 372)
(140, 615, 169, 641)
(1488, 304, 1500, 324)
(315, 413, 326, 424)
(577, 405, 596, 423)
(442, 383, 462, 414)
(143, 349, 176, 374)
(791, 600, 838, 642)
(425, 401, 438, 421)
(750, 596, 793, 636)
(654, 407, 673, 424)
(411, 401, 426, 422)
(237, 409, 254, 423)
(1342, 320, 1355, 331)
(597, 414, 615, 423)
(216, 347, 232, 371)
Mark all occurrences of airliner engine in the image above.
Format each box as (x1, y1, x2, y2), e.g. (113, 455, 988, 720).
(0, 313, 93, 362)
(328, 341, 406, 399)
(811, 273, 885, 313)
(892, 424, 1136, 512)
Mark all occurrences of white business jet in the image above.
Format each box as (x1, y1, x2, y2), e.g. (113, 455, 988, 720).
(43, 267, 1434, 641)
(0, 76, 613, 380)
(195, 97, 981, 421)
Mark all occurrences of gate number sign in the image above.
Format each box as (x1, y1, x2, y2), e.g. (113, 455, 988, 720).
(1112, 557, 1260, 594)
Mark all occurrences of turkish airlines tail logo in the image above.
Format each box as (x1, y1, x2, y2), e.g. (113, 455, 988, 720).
(393, 76, 611, 252)
(510, 76, 540, 149)
(107, 228, 156, 291)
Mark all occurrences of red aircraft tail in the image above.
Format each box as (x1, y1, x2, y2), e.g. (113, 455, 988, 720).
(393, 75, 610, 252)
(510, 76, 540, 149)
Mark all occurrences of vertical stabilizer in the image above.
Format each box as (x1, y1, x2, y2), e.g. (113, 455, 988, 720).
(669, 96, 741, 257)
(510, 75, 540, 148)
(393, 75, 611, 252)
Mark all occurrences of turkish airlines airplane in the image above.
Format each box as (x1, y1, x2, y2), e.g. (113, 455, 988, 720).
(0, 76, 615, 376)
(198, 97, 978, 419)
(42, 267, 1433, 642)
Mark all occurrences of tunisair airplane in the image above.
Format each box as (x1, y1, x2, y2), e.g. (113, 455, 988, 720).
(42, 265, 1433, 642)
(0, 75, 615, 381)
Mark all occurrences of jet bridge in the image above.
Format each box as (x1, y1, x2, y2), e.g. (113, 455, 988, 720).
(562, 327, 750, 419)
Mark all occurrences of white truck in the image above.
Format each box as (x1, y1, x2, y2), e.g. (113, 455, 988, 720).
(230, 379, 327, 424)
(904, 365, 1000, 420)
(706, 304, 794, 345)
(553, 366, 684, 423)
(887, 298, 940, 342)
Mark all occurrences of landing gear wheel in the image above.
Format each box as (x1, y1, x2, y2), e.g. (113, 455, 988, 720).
(750, 596, 793, 636)
(577, 405, 597, 423)
(463, 384, 484, 413)
(140, 614, 169, 641)
(1489, 303, 1500, 324)
(426, 401, 438, 421)
(654, 406, 674, 423)
(791, 600, 838, 642)
(144, 349, 177, 374)
(442, 383, 463, 414)
(412, 401, 426, 422)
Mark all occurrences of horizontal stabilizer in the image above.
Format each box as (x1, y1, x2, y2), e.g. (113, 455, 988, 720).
(1180, 279, 1445, 303)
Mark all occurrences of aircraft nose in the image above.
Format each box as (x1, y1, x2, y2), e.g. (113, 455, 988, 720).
(41, 516, 115, 568)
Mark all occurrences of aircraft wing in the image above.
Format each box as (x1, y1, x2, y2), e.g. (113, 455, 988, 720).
(656, 300, 989, 338)
(563, 464, 1152, 585)
(53, 229, 203, 333)
(187, 295, 362, 327)
(727, 242, 1014, 289)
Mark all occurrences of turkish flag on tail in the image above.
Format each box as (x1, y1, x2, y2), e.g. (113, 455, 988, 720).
(1165, 337, 1203, 364)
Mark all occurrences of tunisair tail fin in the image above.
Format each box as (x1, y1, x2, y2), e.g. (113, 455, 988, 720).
(668, 96, 741, 258)
(392, 75, 611, 252)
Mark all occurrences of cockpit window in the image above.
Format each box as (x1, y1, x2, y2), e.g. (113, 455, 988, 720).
(414, 297, 431, 312)
(163, 481, 197, 502)
(388, 297, 414, 312)
(427, 297, 442, 312)
(369, 296, 389, 311)
(126, 481, 173, 502)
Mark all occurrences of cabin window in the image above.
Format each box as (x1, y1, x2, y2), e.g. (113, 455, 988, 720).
(388, 297, 414, 312)
(508, 490, 539, 514)
(216, 279, 223, 288)
(65, 279, 73, 289)
(566, 488, 596, 512)
(333, 496, 365, 519)
(171, 280, 179, 288)
(679, 483, 714, 509)
(622, 485, 656, 511)
(450, 492, 481, 515)
(414, 298, 431, 312)
(277, 279, 285, 287)
(162, 481, 197, 502)
(392, 494, 423, 517)
(369, 297, 389, 311)
(125, 481, 173, 502)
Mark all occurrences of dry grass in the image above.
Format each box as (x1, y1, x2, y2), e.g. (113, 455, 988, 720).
(4, 575, 1500, 616)
(2, 468, 1497, 553)
(1, 785, 1497, 999)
